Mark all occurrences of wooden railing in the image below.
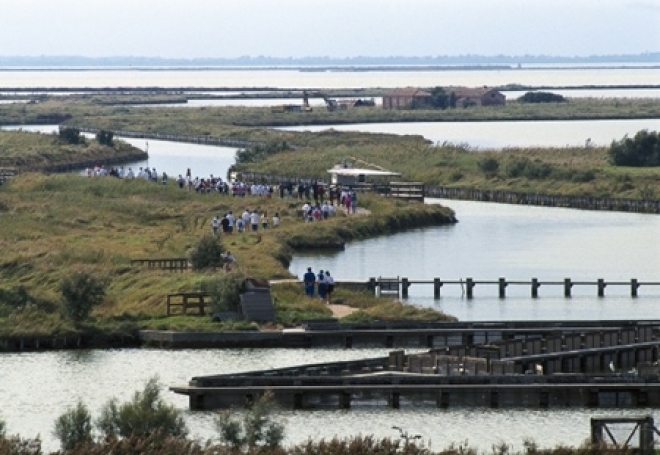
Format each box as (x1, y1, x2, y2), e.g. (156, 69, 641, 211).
(166, 292, 209, 316)
(131, 258, 189, 272)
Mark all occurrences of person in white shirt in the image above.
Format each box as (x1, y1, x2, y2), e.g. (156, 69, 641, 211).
(250, 210, 260, 231)
(272, 212, 280, 228)
(211, 216, 220, 237)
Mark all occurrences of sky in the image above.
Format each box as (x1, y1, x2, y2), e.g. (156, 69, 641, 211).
(1, 0, 659, 59)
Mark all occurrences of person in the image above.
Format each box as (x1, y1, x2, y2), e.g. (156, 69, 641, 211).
(226, 211, 235, 234)
(177, 174, 185, 188)
(344, 192, 352, 213)
(261, 212, 268, 229)
(220, 214, 230, 235)
(303, 267, 316, 298)
(211, 215, 220, 237)
(222, 250, 236, 271)
(250, 210, 259, 232)
(272, 212, 280, 228)
(317, 269, 327, 301)
(325, 270, 335, 304)
(236, 217, 245, 233)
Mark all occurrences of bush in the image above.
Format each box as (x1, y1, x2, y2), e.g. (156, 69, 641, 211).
(60, 271, 107, 322)
(53, 401, 93, 450)
(215, 391, 285, 450)
(609, 130, 660, 166)
(518, 91, 566, 103)
(58, 126, 82, 145)
(200, 270, 248, 313)
(0, 416, 5, 438)
(188, 235, 226, 271)
(96, 377, 188, 440)
(478, 157, 500, 176)
(95, 130, 114, 146)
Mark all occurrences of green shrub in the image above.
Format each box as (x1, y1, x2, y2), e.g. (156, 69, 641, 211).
(95, 130, 114, 146)
(58, 126, 82, 145)
(215, 391, 285, 450)
(477, 157, 500, 176)
(200, 270, 248, 313)
(609, 130, 660, 166)
(96, 377, 188, 440)
(60, 272, 107, 322)
(518, 91, 566, 103)
(188, 235, 226, 271)
(53, 401, 93, 450)
(0, 416, 5, 438)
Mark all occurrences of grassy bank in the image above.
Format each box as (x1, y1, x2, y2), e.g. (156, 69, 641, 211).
(0, 173, 456, 339)
(0, 129, 147, 170)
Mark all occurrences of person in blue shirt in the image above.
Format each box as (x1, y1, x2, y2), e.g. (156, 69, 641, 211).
(303, 267, 316, 298)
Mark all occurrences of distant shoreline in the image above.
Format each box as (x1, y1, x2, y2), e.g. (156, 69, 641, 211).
(0, 64, 660, 72)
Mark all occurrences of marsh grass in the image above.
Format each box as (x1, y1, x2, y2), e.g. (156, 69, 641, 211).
(0, 174, 454, 336)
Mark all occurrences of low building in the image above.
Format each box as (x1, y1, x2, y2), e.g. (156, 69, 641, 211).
(451, 87, 506, 107)
(382, 88, 432, 109)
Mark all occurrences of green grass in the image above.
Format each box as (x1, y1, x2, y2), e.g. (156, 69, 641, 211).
(0, 174, 456, 336)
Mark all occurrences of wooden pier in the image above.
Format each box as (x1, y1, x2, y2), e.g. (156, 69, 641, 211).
(364, 277, 660, 299)
(171, 319, 660, 410)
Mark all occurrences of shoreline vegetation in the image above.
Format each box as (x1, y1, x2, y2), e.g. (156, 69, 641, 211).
(1, 90, 660, 344)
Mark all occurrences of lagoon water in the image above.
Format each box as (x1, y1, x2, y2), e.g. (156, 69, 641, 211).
(2, 67, 660, 452)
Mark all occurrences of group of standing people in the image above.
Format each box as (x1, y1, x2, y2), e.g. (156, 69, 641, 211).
(211, 209, 280, 237)
(303, 267, 335, 303)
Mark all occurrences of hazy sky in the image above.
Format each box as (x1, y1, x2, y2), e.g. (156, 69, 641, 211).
(1, 0, 659, 58)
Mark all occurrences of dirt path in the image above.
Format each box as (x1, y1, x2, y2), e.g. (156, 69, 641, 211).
(327, 303, 357, 318)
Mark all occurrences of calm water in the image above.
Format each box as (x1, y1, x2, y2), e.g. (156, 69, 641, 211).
(1, 348, 654, 453)
(1, 67, 660, 89)
(280, 118, 660, 148)
(2, 69, 660, 451)
(290, 198, 660, 322)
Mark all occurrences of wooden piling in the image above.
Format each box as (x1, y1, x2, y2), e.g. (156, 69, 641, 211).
(532, 278, 540, 298)
(564, 278, 573, 298)
(466, 278, 475, 299)
(598, 279, 606, 297)
(498, 277, 507, 299)
(632, 279, 640, 297)
(433, 278, 442, 299)
(402, 277, 409, 298)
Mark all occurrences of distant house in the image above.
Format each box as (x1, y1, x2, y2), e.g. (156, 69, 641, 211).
(382, 88, 433, 109)
(451, 87, 506, 107)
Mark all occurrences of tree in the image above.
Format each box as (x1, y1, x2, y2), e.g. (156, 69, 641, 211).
(96, 377, 188, 440)
(609, 130, 660, 166)
(215, 391, 284, 450)
(53, 401, 93, 451)
(188, 235, 225, 271)
(60, 271, 107, 322)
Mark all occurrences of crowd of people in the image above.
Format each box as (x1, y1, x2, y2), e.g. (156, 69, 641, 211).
(303, 267, 335, 303)
(211, 209, 280, 237)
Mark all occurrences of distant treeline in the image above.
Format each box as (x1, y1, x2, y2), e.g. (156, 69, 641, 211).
(1, 52, 660, 67)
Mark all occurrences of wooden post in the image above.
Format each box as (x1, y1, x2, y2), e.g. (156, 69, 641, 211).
(498, 277, 507, 299)
(466, 278, 474, 299)
(433, 278, 442, 299)
(597, 279, 606, 297)
(564, 278, 572, 298)
(531, 278, 540, 298)
(401, 277, 409, 298)
(341, 392, 351, 409)
(390, 392, 400, 409)
(631, 278, 639, 298)
(368, 277, 377, 294)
